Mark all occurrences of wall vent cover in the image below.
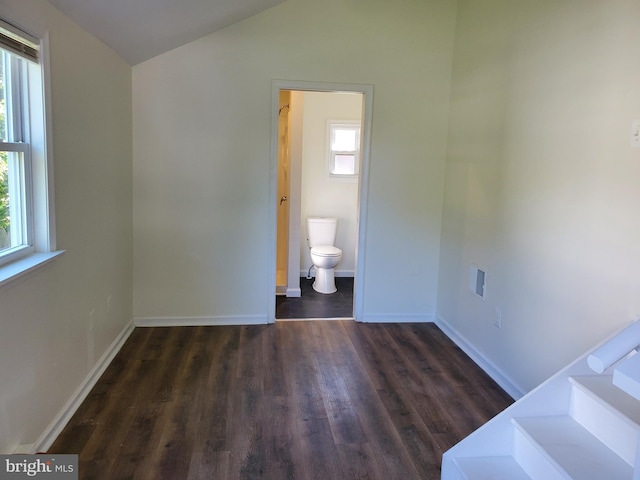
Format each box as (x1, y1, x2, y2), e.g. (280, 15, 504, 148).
(469, 266, 486, 298)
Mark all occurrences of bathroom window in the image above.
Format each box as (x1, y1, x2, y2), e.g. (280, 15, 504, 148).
(328, 121, 360, 178)
(0, 19, 58, 278)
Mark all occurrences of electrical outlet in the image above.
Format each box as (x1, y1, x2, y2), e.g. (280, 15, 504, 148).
(89, 309, 96, 332)
(494, 308, 502, 329)
(632, 120, 640, 148)
(107, 294, 112, 315)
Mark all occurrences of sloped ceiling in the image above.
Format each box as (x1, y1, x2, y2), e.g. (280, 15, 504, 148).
(47, 0, 286, 65)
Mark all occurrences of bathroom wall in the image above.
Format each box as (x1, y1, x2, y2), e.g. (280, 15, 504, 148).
(133, 0, 456, 323)
(0, 0, 133, 452)
(299, 91, 362, 277)
(437, 0, 640, 394)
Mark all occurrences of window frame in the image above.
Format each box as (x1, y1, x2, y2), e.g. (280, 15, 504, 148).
(0, 50, 35, 266)
(327, 120, 361, 180)
(0, 18, 61, 286)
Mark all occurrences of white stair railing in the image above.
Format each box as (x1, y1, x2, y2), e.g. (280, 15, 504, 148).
(588, 320, 640, 401)
(588, 320, 640, 373)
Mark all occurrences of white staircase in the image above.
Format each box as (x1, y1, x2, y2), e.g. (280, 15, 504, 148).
(442, 321, 640, 479)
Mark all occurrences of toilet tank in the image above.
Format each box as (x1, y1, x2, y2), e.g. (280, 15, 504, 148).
(307, 217, 338, 247)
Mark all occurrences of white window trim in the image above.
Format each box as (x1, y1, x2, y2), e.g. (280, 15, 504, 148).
(326, 119, 360, 181)
(0, 26, 62, 288)
(0, 251, 63, 288)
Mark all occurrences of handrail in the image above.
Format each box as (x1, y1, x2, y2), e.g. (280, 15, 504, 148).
(587, 320, 640, 374)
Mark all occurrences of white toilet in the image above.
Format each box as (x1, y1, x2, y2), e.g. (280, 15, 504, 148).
(307, 217, 343, 294)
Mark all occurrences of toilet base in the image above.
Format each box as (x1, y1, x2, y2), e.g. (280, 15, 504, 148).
(313, 267, 337, 294)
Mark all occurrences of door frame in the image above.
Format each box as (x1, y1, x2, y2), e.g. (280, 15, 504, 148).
(268, 79, 374, 323)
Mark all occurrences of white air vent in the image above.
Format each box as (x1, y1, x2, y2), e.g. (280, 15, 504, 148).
(469, 266, 486, 298)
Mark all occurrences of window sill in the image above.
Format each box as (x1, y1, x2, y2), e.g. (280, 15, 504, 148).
(0, 250, 65, 289)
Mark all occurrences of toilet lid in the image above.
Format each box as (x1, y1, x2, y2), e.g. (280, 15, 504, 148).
(311, 246, 342, 257)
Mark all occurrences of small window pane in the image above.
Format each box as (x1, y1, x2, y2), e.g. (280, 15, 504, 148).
(0, 152, 8, 250)
(333, 154, 356, 175)
(332, 128, 357, 151)
(0, 150, 27, 252)
(0, 52, 7, 142)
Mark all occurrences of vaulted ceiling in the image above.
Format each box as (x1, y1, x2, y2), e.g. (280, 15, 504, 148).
(47, 0, 286, 65)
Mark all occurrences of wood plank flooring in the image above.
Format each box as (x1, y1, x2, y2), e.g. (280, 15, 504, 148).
(49, 321, 513, 479)
(276, 277, 354, 319)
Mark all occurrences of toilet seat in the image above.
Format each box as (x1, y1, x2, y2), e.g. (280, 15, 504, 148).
(310, 245, 342, 257)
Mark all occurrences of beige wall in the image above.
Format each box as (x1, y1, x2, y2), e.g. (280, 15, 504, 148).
(437, 0, 640, 393)
(132, 0, 457, 322)
(299, 91, 361, 276)
(0, 0, 133, 452)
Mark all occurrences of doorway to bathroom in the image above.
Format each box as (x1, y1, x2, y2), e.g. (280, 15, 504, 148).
(269, 81, 373, 322)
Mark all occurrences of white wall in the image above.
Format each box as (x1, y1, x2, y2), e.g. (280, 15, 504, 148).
(437, 0, 640, 394)
(0, 0, 133, 452)
(299, 91, 361, 277)
(132, 0, 457, 322)
(4, 0, 636, 452)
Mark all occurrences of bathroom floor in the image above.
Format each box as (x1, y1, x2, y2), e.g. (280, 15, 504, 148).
(276, 277, 354, 319)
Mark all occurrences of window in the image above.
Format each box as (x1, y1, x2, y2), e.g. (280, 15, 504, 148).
(328, 121, 360, 178)
(1, 51, 33, 263)
(0, 19, 58, 280)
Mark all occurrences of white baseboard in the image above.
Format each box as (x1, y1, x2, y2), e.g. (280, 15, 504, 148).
(32, 319, 135, 453)
(134, 314, 269, 327)
(360, 313, 436, 323)
(434, 315, 524, 400)
(285, 287, 301, 297)
(277, 317, 352, 322)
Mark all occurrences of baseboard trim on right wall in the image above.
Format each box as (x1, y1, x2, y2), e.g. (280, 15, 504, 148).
(434, 316, 525, 400)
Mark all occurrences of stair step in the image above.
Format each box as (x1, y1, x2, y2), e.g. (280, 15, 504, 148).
(455, 456, 531, 480)
(570, 375, 640, 465)
(571, 375, 640, 424)
(513, 415, 633, 479)
(614, 352, 640, 401)
(512, 426, 569, 479)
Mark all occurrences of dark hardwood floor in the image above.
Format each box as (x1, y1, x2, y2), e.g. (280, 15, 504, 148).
(49, 321, 513, 479)
(276, 277, 354, 319)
